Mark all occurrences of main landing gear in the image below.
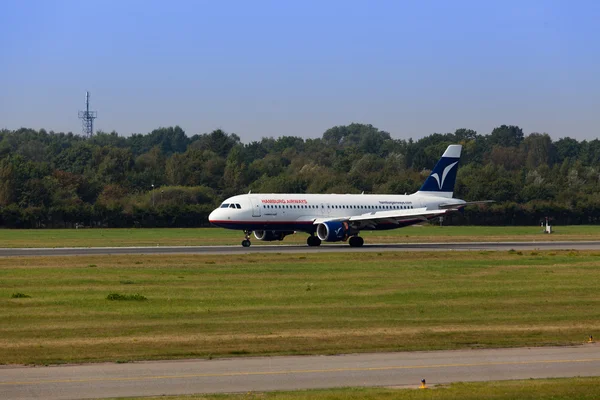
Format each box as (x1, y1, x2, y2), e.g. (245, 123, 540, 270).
(241, 230, 252, 247)
(348, 236, 364, 247)
(307, 235, 321, 247)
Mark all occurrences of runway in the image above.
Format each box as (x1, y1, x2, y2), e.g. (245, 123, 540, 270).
(1, 345, 599, 400)
(1, 241, 600, 257)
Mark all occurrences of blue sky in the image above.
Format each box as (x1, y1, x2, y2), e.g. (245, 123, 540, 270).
(1, 0, 598, 141)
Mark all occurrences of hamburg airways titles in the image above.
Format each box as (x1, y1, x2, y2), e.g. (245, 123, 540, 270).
(261, 199, 308, 204)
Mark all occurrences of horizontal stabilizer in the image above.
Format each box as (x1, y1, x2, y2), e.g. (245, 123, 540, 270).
(438, 200, 494, 209)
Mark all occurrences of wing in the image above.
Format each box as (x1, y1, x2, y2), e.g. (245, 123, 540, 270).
(312, 207, 453, 230)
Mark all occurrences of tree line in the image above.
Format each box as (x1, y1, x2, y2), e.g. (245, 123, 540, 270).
(0, 123, 599, 228)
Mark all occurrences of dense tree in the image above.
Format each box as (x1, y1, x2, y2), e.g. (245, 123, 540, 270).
(0, 123, 598, 227)
(488, 125, 524, 148)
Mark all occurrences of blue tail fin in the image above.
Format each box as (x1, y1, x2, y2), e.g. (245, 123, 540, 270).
(416, 145, 462, 198)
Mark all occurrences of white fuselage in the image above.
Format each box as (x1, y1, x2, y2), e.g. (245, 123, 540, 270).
(208, 193, 465, 233)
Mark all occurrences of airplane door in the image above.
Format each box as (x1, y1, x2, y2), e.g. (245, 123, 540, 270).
(321, 203, 330, 216)
(249, 198, 261, 217)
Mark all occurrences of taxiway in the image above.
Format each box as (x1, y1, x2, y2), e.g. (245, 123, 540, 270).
(1, 345, 599, 400)
(0, 241, 599, 257)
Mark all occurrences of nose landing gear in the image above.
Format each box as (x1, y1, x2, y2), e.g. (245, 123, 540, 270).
(242, 230, 252, 247)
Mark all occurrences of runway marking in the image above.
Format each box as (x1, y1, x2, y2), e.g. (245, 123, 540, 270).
(3, 357, 600, 386)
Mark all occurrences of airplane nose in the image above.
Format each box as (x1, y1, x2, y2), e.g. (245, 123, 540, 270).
(208, 209, 217, 224)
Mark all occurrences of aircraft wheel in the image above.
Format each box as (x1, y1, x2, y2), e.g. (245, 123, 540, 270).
(307, 236, 322, 247)
(349, 236, 364, 247)
(241, 239, 251, 247)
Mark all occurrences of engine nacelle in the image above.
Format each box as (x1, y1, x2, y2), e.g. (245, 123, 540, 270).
(253, 230, 293, 241)
(316, 221, 350, 242)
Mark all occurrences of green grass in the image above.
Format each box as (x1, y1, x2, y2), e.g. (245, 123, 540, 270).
(106, 377, 600, 399)
(1, 251, 600, 365)
(0, 225, 598, 248)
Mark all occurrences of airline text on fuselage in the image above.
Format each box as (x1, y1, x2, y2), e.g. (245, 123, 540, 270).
(261, 199, 308, 204)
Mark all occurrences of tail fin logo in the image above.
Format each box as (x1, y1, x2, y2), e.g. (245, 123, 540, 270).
(430, 161, 459, 190)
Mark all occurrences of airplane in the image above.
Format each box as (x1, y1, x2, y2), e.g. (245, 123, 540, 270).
(208, 144, 489, 247)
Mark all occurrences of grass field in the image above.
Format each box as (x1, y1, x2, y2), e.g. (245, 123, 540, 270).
(0, 225, 599, 248)
(106, 377, 600, 399)
(2, 250, 600, 365)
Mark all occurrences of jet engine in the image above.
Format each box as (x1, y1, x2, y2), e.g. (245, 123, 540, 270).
(316, 221, 351, 242)
(253, 230, 294, 241)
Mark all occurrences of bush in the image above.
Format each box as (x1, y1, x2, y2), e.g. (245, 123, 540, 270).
(106, 293, 147, 301)
(11, 292, 31, 298)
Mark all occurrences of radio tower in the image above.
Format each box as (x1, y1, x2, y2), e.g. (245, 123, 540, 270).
(78, 91, 97, 137)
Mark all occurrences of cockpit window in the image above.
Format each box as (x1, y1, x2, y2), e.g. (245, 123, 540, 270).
(235, 204, 241, 209)
(229, 204, 236, 208)
(220, 203, 229, 208)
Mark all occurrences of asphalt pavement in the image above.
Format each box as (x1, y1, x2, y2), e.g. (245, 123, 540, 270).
(1, 345, 599, 400)
(1, 241, 599, 257)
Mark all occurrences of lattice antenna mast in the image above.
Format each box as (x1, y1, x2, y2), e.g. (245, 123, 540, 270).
(78, 91, 97, 137)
